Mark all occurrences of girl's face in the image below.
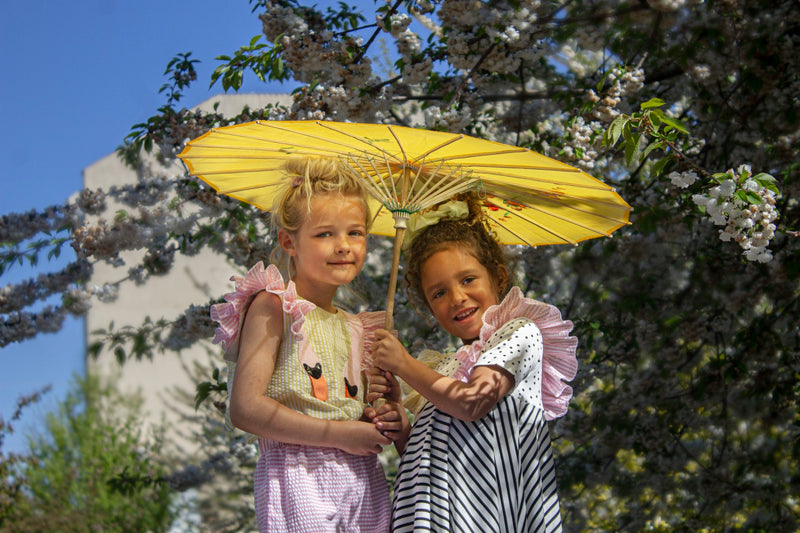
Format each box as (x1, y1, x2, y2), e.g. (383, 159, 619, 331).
(420, 245, 502, 344)
(280, 193, 367, 295)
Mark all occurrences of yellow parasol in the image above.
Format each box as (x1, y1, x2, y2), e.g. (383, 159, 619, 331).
(178, 120, 631, 329)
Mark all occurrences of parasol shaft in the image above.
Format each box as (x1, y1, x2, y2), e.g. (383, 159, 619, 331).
(384, 227, 405, 331)
(372, 225, 405, 410)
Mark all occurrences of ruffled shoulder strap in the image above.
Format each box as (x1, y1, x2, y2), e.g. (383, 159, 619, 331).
(454, 286, 578, 420)
(354, 310, 387, 371)
(210, 261, 315, 362)
(336, 309, 386, 401)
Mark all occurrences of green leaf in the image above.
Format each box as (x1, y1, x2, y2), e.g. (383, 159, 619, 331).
(651, 156, 672, 179)
(88, 341, 104, 359)
(273, 57, 285, 79)
(114, 346, 126, 365)
(604, 115, 628, 147)
(648, 110, 663, 132)
(641, 97, 665, 110)
(745, 191, 762, 204)
(753, 172, 779, 193)
(622, 123, 638, 166)
(194, 382, 211, 410)
(660, 114, 689, 134)
(641, 140, 664, 161)
(712, 172, 730, 182)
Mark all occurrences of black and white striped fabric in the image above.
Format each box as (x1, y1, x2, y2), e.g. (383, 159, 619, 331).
(391, 320, 563, 532)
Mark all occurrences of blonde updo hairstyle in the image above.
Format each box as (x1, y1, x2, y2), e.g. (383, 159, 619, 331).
(270, 156, 372, 276)
(404, 191, 510, 313)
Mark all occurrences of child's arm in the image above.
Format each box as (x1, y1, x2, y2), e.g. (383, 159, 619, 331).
(230, 291, 391, 456)
(372, 329, 514, 422)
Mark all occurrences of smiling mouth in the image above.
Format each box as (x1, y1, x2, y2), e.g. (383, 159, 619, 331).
(453, 308, 478, 322)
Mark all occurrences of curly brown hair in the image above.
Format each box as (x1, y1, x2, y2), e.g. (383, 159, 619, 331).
(404, 191, 510, 312)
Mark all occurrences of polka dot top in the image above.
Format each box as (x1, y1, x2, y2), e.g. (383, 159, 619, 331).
(477, 318, 544, 410)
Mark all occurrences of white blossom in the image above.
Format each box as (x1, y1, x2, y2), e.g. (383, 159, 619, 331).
(669, 170, 698, 188)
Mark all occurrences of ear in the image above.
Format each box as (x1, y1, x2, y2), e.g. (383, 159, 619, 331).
(496, 265, 509, 295)
(278, 229, 297, 256)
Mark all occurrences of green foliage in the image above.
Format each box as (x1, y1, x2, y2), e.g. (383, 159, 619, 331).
(0, 234, 70, 277)
(194, 366, 228, 410)
(89, 317, 173, 363)
(0, 375, 175, 532)
(118, 104, 184, 167)
(211, 35, 291, 92)
(604, 98, 691, 174)
(323, 1, 367, 32)
(0, 386, 52, 529)
(159, 52, 199, 105)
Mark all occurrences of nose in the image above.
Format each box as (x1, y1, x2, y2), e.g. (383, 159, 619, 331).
(450, 285, 467, 305)
(335, 235, 351, 254)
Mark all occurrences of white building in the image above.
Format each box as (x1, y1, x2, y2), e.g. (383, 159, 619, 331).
(84, 93, 291, 454)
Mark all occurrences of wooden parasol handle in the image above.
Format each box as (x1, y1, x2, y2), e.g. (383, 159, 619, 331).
(372, 220, 408, 409)
(384, 227, 406, 331)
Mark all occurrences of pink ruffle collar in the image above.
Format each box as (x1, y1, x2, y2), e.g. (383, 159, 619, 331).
(451, 286, 579, 420)
(210, 261, 315, 359)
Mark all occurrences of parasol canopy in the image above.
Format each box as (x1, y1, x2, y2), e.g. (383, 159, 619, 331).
(178, 120, 631, 329)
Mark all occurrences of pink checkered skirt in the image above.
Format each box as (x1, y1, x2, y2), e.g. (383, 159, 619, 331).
(254, 439, 390, 533)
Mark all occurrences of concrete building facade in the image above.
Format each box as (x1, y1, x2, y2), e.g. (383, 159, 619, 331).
(84, 93, 291, 454)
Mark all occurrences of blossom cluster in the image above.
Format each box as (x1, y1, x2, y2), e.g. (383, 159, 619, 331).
(1, 305, 66, 347)
(587, 66, 647, 122)
(438, 1, 549, 75)
(562, 117, 604, 171)
(0, 260, 92, 314)
(691, 165, 779, 262)
(257, 2, 394, 122)
(422, 105, 473, 132)
(647, 0, 690, 11)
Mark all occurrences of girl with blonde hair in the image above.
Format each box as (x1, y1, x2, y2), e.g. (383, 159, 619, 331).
(211, 156, 403, 532)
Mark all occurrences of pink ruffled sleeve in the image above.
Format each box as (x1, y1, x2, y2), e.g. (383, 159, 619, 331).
(452, 286, 578, 420)
(356, 310, 387, 371)
(209, 261, 315, 361)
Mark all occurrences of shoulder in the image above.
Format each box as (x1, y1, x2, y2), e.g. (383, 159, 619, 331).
(476, 319, 542, 381)
(483, 318, 542, 354)
(244, 290, 284, 321)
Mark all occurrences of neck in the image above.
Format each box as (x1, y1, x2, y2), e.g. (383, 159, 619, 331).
(292, 277, 338, 313)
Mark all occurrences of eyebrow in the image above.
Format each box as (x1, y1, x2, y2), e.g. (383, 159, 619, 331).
(307, 221, 366, 230)
(422, 268, 479, 292)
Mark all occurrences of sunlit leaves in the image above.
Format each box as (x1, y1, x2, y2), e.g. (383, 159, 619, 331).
(194, 366, 227, 411)
(603, 98, 690, 170)
(211, 35, 290, 92)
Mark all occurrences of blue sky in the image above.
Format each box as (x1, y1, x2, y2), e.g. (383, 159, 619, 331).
(0, 1, 296, 452)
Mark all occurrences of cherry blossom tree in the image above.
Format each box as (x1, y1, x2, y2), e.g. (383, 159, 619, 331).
(2, 0, 798, 529)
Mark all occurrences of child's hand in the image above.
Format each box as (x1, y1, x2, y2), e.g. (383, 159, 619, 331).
(372, 329, 411, 377)
(366, 366, 400, 403)
(364, 393, 411, 452)
(371, 401, 407, 437)
(336, 420, 392, 456)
